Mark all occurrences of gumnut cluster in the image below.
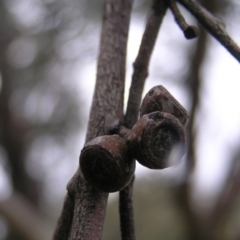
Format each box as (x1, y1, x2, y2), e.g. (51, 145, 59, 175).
(79, 85, 189, 192)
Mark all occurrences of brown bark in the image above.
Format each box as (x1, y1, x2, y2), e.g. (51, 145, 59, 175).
(119, 1, 168, 239)
(86, 0, 133, 142)
(53, 0, 133, 239)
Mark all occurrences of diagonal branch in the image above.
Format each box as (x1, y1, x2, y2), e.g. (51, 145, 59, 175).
(168, 0, 198, 39)
(119, 0, 168, 239)
(124, 0, 168, 129)
(177, 0, 240, 62)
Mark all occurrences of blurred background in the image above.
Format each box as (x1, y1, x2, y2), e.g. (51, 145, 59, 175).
(0, 0, 240, 239)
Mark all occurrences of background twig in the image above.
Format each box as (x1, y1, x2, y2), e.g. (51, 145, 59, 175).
(177, 0, 240, 62)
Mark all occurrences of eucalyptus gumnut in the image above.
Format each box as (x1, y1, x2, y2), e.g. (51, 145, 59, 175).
(140, 85, 189, 127)
(80, 134, 135, 192)
(127, 111, 186, 169)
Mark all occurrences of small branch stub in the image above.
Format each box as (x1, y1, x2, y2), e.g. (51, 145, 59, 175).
(168, 0, 198, 39)
(127, 111, 187, 169)
(80, 135, 135, 192)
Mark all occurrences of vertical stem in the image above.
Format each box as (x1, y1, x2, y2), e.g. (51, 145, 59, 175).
(119, 177, 135, 240)
(53, 0, 133, 239)
(52, 194, 74, 240)
(86, 0, 134, 142)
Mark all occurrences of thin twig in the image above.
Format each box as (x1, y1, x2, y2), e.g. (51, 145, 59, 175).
(168, 0, 198, 39)
(52, 194, 74, 240)
(177, 0, 240, 62)
(119, 0, 168, 239)
(119, 177, 135, 240)
(124, 0, 168, 129)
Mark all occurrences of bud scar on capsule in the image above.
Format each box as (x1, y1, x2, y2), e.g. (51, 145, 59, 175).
(140, 85, 189, 127)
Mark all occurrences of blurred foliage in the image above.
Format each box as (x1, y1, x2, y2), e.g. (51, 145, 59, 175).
(103, 175, 240, 240)
(0, 1, 106, 238)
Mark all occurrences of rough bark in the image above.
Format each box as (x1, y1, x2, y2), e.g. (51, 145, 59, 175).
(86, 0, 133, 142)
(53, 0, 133, 239)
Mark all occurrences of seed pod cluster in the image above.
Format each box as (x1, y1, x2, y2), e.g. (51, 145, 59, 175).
(79, 85, 188, 192)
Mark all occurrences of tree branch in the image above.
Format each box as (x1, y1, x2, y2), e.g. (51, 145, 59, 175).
(52, 193, 74, 240)
(177, 0, 240, 62)
(209, 149, 240, 232)
(119, 177, 135, 240)
(168, 0, 198, 39)
(119, 0, 168, 239)
(53, 0, 133, 239)
(124, 0, 168, 129)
